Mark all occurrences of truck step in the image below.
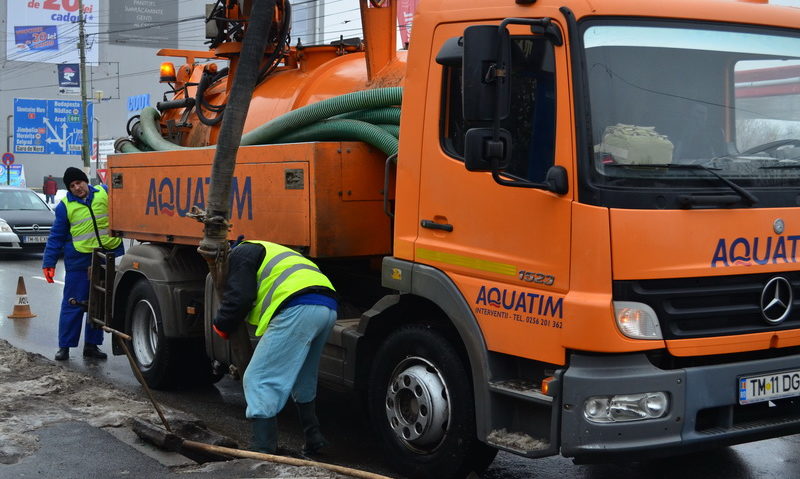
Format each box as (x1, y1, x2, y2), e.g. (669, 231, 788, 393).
(486, 428, 551, 455)
(488, 379, 553, 405)
(328, 318, 360, 348)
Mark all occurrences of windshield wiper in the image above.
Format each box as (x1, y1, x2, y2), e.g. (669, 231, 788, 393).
(607, 163, 759, 206)
(759, 159, 800, 169)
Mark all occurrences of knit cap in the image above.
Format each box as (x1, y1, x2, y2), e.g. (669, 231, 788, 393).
(63, 167, 88, 187)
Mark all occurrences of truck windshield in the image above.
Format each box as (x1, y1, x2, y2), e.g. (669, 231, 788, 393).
(582, 21, 800, 208)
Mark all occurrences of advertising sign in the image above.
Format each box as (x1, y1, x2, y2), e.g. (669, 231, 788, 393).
(13, 98, 93, 155)
(109, 1, 178, 47)
(57, 63, 80, 95)
(6, 0, 100, 64)
(14, 25, 58, 51)
(397, 0, 419, 46)
(0, 164, 27, 187)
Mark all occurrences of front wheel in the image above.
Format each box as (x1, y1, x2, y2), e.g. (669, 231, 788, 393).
(368, 325, 497, 479)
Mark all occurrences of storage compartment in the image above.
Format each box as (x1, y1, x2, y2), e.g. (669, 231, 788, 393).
(108, 141, 392, 257)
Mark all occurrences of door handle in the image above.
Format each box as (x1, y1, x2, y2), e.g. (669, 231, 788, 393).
(421, 219, 453, 232)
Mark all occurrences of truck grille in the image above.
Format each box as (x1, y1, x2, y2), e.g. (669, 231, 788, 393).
(613, 272, 800, 339)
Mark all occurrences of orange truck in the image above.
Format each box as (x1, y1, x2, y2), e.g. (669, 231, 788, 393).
(99, 0, 800, 477)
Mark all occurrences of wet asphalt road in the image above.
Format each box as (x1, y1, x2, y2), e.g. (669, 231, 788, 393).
(1, 251, 799, 479)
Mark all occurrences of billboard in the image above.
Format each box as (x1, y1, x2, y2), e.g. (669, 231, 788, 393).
(109, 1, 178, 47)
(13, 98, 94, 155)
(6, 0, 100, 64)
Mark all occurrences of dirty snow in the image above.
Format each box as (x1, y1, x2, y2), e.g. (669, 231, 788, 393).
(0, 339, 352, 478)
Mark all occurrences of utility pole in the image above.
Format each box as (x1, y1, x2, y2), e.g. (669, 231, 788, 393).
(78, 0, 90, 175)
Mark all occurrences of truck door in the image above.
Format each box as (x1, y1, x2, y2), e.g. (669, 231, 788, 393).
(415, 21, 573, 364)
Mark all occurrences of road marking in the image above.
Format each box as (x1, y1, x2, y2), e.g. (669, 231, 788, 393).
(32, 275, 64, 285)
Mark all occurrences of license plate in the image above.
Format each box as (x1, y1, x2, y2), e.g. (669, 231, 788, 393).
(739, 369, 800, 405)
(23, 236, 47, 243)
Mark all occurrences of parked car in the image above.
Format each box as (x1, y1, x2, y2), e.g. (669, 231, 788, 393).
(0, 186, 54, 252)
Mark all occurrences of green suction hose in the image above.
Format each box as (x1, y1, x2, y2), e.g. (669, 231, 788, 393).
(279, 119, 399, 155)
(126, 87, 403, 154)
(333, 107, 401, 125)
(240, 87, 402, 146)
(138, 107, 193, 151)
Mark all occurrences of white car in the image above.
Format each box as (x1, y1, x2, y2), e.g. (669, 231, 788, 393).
(0, 218, 22, 250)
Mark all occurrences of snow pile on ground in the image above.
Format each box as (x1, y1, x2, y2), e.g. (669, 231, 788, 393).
(0, 338, 160, 464)
(0, 339, 352, 478)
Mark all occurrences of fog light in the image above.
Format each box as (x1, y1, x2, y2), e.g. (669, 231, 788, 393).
(614, 301, 662, 339)
(584, 392, 669, 423)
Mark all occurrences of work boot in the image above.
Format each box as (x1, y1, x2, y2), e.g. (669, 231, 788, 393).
(83, 344, 107, 360)
(54, 347, 69, 361)
(295, 400, 329, 454)
(251, 417, 278, 454)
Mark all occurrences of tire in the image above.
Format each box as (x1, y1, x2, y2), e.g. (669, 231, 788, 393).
(125, 280, 175, 389)
(368, 325, 498, 479)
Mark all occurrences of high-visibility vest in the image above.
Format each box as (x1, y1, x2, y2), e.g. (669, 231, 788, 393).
(246, 240, 334, 336)
(63, 186, 122, 253)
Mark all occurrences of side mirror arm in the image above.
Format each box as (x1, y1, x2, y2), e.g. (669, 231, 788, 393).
(491, 166, 569, 195)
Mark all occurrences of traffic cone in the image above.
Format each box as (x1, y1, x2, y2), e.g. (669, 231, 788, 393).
(8, 276, 36, 319)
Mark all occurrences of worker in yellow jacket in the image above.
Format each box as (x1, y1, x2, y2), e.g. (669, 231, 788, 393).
(212, 240, 338, 455)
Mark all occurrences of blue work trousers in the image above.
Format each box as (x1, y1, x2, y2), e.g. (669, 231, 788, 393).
(243, 304, 336, 419)
(58, 269, 103, 348)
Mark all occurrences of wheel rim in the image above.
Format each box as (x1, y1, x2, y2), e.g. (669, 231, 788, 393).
(384, 356, 450, 450)
(130, 298, 159, 368)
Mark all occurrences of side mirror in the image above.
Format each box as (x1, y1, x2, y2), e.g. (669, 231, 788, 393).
(462, 25, 509, 122)
(464, 128, 512, 172)
(545, 166, 569, 195)
(435, 36, 463, 68)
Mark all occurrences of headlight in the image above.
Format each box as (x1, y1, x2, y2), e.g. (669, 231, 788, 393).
(613, 301, 662, 339)
(0, 220, 12, 233)
(584, 392, 669, 423)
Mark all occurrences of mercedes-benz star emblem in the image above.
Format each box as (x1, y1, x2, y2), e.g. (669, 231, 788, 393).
(774, 218, 785, 235)
(761, 276, 793, 325)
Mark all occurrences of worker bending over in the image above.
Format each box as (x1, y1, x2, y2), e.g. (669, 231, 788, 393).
(212, 240, 337, 455)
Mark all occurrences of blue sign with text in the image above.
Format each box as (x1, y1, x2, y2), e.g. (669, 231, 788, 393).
(13, 98, 93, 155)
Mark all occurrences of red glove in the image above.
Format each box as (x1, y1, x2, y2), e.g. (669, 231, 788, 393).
(213, 324, 229, 340)
(43, 267, 55, 283)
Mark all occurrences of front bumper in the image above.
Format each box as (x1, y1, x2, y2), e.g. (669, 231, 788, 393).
(0, 231, 21, 250)
(561, 351, 800, 461)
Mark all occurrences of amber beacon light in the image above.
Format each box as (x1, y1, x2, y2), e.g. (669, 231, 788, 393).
(160, 62, 177, 83)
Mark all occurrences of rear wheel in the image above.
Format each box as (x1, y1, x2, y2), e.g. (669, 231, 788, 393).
(368, 325, 497, 479)
(125, 280, 174, 389)
(125, 280, 221, 389)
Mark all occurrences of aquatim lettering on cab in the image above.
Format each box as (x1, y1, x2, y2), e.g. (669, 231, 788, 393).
(711, 235, 800, 267)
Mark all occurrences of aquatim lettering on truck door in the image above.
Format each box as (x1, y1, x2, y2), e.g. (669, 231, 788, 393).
(474, 285, 564, 329)
(145, 176, 253, 220)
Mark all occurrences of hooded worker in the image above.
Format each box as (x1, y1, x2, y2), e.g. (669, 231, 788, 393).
(42, 167, 125, 361)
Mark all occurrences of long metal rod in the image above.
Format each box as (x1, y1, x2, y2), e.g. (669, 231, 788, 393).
(179, 439, 394, 479)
